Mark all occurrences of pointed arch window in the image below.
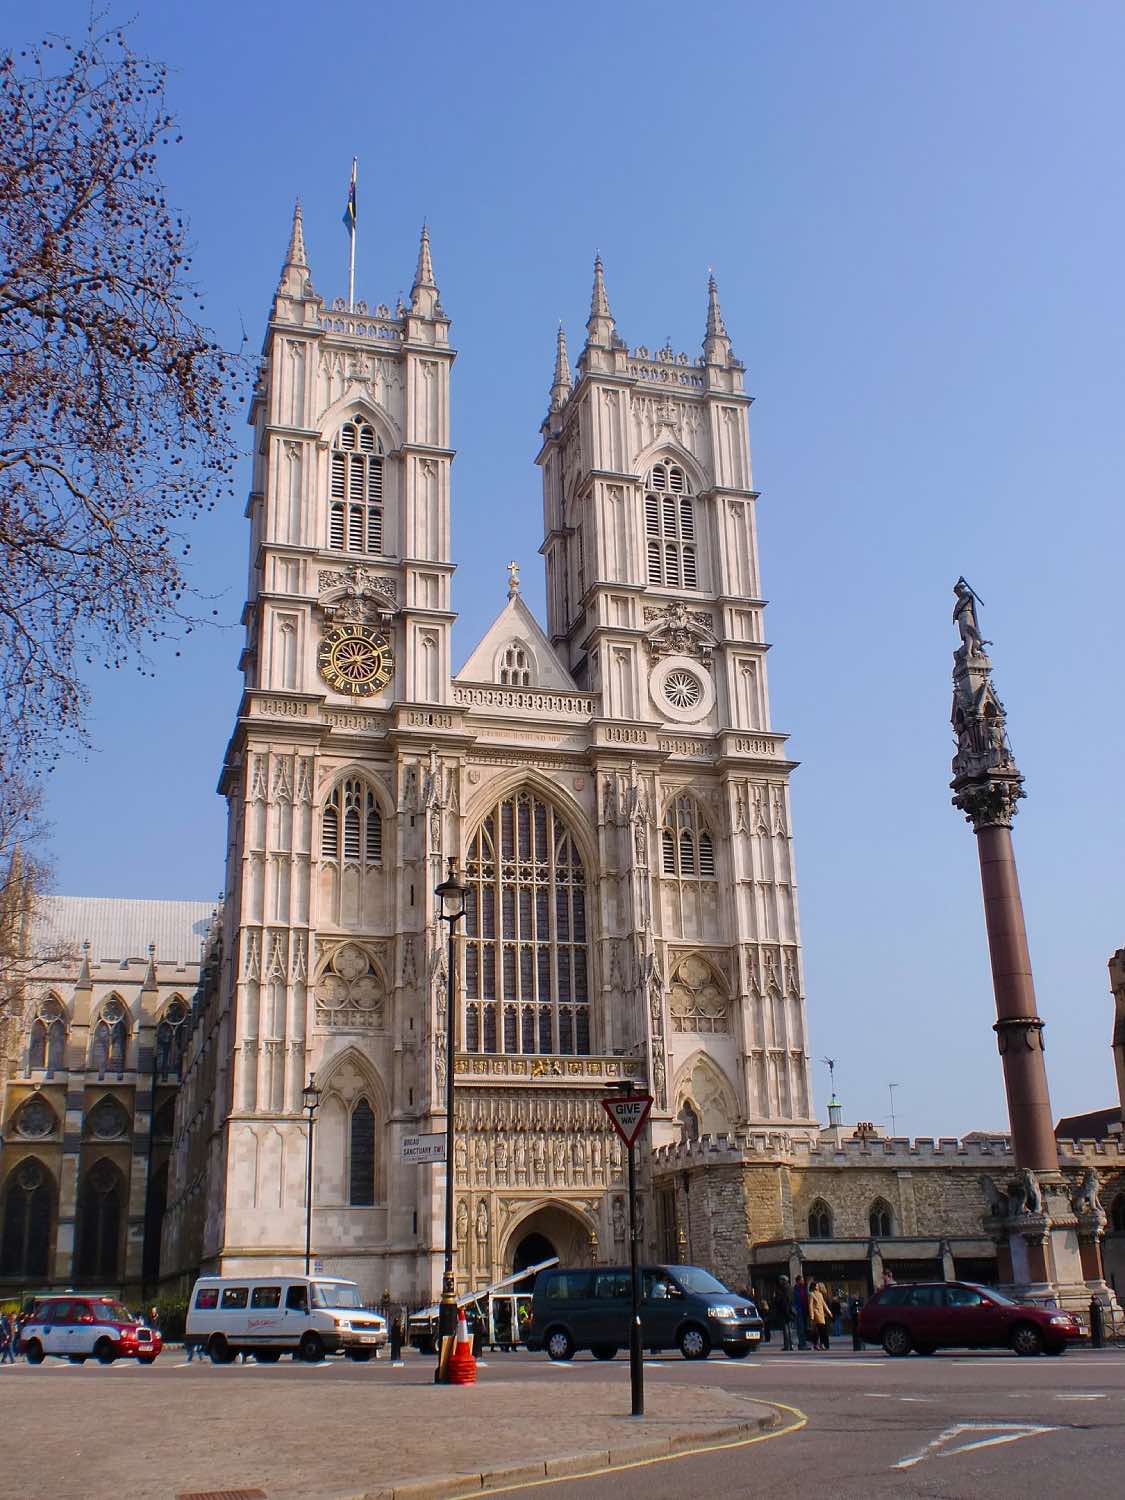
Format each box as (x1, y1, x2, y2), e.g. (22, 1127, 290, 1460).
(464, 790, 590, 1056)
(77, 1159, 123, 1279)
(869, 1200, 894, 1238)
(661, 796, 715, 880)
(91, 1000, 128, 1075)
(498, 643, 532, 687)
(321, 779, 382, 865)
(329, 418, 384, 556)
(155, 998, 189, 1079)
(0, 1159, 54, 1277)
(349, 1098, 376, 1206)
(808, 1200, 833, 1240)
(644, 462, 697, 589)
(28, 996, 67, 1073)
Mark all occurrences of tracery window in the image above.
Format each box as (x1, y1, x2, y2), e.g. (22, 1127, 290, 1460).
(661, 796, 715, 879)
(869, 1200, 894, 1238)
(668, 956, 729, 1034)
(28, 996, 67, 1072)
(155, 998, 189, 1078)
(464, 790, 590, 1056)
(498, 643, 531, 687)
(807, 1199, 833, 1239)
(644, 461, 697, 589)
(321, 779, 382, 864)
(0, 1159, 53, 1277)
(329, 418, 384, 555)
(349, 1098, 376, 1206)
(314, 944, 385, 1028)
(77, 1159, 123, 1279)
(91, 1000, 128, 1075)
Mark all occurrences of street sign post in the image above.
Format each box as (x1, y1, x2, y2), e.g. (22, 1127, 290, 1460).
(401, 1133, 447, 1165)
(602, 1084, 653, 1418)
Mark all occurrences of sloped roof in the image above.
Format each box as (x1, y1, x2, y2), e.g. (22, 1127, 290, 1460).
(33, 895, 216, 967)
(1054, 1106, 1122, 1141)
(456, 594, 577, 691)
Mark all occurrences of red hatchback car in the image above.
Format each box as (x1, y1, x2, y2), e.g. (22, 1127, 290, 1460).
(858, 1281, 1082, 1357)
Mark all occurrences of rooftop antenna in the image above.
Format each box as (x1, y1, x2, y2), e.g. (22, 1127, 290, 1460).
(888, 1081, 900, 1136)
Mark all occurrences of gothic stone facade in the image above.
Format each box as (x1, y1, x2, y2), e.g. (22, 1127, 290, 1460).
(0, 894, 214, 1297)
(158, 214, 816, 1303)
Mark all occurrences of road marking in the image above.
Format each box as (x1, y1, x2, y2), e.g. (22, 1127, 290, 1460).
(1055, 1393, 1106, 1400)
(894, 1422, 1060, 1471)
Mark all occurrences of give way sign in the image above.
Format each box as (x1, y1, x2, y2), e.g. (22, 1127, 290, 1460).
(602, 1093, 654, 1149)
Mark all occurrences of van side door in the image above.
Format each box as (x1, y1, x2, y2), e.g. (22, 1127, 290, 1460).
(285, 1282, 310, 1335)
(642, 1270, 683, 1350)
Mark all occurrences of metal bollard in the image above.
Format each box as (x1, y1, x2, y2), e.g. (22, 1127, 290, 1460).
(1089, 1298, 1105, 1349)
(849, 1297, 863, 1351)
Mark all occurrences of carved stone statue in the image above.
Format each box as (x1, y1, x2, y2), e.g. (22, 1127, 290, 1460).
(979, 1173, 1009, 1218)
(1072, 1167, 1103, 1217)
(612, 1197, 625, 1242)
(953, 578, 989, 660)
(456, 1198, 468, 1243)
(1008, 1167, 1044, 1216)
(475, 1200, 489, 1241)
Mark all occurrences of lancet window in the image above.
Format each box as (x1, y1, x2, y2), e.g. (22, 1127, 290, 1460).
(0, 1159, 54, 1277)
(349, 1098, 376, 1206)
(869, 1199, 895, 1237)
(321, 779, 382, 865)
(329, 418, 384, 555)
(155, 998, 189, 1079)
(661, 795, 716, 879)
(644, 461, 697, 589)
(464, 790, 590, 1056)
(28, 996, 67, 1072)
(807, 1200, 833, 1239)
(498, 643, 531, 687)
(91, 999, 128, 1075)
(77, 1159, 123, 1279)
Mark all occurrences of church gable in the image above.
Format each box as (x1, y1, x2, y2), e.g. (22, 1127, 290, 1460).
(456, 591, 578, 692)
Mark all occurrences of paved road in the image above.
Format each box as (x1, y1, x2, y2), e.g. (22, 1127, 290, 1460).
(4, 1339, 1124, 1498)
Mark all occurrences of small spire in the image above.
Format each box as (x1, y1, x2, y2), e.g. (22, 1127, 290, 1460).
(285, 199, 307, 269)
(549, 323, 572, 409)
(585, 252, 617, 347)
(410, 222, 441, 317)
(702, 269, 732, 363)
(77, 939, 92, 986)
(507, 560, 521, 600)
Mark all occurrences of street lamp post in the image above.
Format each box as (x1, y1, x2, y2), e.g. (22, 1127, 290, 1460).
(302, 1074, 321, 1276)
(434, 856, 467, 1381)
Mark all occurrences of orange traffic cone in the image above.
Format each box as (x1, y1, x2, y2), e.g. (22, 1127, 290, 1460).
(448, 1311, 477, 1386)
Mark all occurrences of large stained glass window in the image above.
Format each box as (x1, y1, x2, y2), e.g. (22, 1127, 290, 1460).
(463, 791, 589, 1056)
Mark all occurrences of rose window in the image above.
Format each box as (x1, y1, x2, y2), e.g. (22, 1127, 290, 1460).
(668, 956, 729, 1034)
(15, 1097, 56, 1139)
(315, 944, 384, 1027)
(663, 670, 703, 710)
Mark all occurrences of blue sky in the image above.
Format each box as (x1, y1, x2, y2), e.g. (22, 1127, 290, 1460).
(18, 1, 1125, 1138)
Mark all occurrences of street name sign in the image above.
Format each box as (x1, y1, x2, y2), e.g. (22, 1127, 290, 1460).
(401, 1133, 447, 1164)
(601, 1093, 653, 1148)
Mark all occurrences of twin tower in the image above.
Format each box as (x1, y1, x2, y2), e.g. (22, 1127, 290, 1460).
(162, 206, 816, 1302)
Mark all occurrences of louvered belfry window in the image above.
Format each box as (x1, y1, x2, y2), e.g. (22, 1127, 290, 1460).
(321, 779, 382, 864)
(464, 791, 590, 1056)
(644, 461, 697, 588)
(329, 418, 384, 554)
(661, 795, 716, 879)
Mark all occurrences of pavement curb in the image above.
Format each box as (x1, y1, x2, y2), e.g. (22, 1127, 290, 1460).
(354, 1405, 786, 1500)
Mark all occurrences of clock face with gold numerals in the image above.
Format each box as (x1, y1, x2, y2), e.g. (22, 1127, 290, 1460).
(317, 624, 394, 696)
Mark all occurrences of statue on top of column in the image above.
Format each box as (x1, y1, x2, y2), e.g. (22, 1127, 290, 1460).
(950, 578, 1024, 829)
(953, 577, 990, 663)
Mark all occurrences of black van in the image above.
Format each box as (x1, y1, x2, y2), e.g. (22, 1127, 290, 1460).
(527, 1264, 763, 1361)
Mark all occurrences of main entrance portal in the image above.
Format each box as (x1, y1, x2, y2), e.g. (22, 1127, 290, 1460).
(503, 1202, 595, 1275)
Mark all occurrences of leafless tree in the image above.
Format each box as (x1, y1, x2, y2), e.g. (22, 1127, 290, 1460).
(0, 23, 245, 769)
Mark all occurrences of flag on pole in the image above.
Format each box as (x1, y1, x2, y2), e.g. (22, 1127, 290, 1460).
(342, 160, 357, 233)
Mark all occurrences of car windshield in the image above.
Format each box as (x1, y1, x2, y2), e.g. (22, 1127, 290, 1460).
(970, 1285, 1018, 1307)
(311, 1281, 363, 1310)
(92, 1299, 135, 1323)
(669, 1268, 730, 1297)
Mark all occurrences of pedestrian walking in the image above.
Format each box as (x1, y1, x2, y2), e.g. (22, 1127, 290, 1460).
(0, 1311, 14, 1365)
(831, 1287, 843, 1338)
(754, 1287, 772, 1344)
(808, 1281, 830, 1350)
(793, 1275, 809, 1350)
(774, 1276, 794, 1351)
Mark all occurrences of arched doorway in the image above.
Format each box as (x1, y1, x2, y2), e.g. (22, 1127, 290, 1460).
(503, 1201, 596, 1274)
(513, 1231, 557, 1273)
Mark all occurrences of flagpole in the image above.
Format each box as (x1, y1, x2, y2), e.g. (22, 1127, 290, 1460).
(347, 156, 357, 312)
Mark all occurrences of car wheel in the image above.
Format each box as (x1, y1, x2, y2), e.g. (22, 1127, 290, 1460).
(254, 1349, 281, 1363)
(94, 1339, 117, 1366)
(545, 1328, 574, 1361)
(724, 1347, 751, 1359)
(1011, 1323, 1044, 1357)
(590, 1344, 617, 1361)
(679, 1325, 711, 1361)
(881, 1325, 912, 1358)
(208, 1334, 235, 1365)
(24, 1340, 45, 1365)
(137, 1355, 157, 1365)
(345, 1349, 371, 1362)
(298, 1332, 325, 1363)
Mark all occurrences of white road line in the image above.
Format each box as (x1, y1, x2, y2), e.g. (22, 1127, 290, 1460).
(1055, 1393, 1106, 1400)
(894, 1422, 1059, 1471)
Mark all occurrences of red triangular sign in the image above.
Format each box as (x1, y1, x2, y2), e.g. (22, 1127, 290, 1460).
(602, 1093, 654, 1148)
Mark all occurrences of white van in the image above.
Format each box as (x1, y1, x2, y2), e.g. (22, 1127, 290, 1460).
(185, 1275, 387, 1363)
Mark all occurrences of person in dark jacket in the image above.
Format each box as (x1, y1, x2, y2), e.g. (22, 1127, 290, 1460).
(773, 1276, 794, 1351)
(793, 1275, 809, 1350)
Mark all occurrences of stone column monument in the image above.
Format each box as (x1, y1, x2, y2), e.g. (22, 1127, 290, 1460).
(949, 580, 1107, 1305)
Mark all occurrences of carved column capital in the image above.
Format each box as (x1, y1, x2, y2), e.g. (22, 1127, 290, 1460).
(952, 774, 1025, 830)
